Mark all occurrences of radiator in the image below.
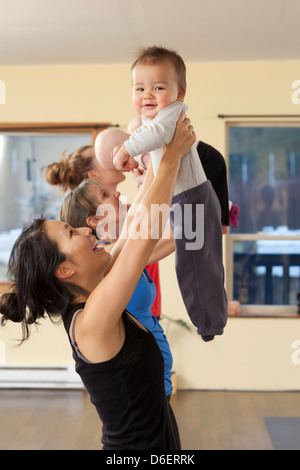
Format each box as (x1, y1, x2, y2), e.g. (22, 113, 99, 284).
(0, 365, 84, 389)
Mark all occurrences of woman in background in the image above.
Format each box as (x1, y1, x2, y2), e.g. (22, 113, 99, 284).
(44, 144, 125, 193)
(60, 178, 175, 398)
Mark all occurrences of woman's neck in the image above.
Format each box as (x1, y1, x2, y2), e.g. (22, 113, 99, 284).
(73, 296, 87, 305)
(69, 273, 104, 305)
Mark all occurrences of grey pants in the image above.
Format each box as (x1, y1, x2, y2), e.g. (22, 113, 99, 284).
(169, 180, 228, 341)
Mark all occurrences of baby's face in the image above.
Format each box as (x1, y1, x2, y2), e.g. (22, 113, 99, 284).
(132, 60, 185, 120)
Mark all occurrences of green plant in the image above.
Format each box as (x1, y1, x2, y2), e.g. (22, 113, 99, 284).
(160, 314, 192, 336)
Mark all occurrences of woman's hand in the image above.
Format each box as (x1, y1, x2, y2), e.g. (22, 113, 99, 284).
(163, 111, 196, 162)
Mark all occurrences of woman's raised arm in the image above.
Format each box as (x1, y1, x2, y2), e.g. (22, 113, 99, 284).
(81, 113, 195, 340)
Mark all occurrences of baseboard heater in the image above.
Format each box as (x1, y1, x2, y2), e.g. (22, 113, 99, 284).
(0, 365, 84, 389)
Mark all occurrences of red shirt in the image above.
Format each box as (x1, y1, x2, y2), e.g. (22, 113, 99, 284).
(146, 262, 161, 317)
(126, 204, 161, 317)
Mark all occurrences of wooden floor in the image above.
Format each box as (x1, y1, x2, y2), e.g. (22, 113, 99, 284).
(1, 389, 300, 450)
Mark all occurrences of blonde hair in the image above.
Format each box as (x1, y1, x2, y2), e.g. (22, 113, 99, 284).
(44, 145, 95, 192)
(60, 179, 104, 231)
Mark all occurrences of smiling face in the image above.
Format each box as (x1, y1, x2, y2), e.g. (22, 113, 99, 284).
(86, 184, 127, 241)
(44, 219, 111, 293)
(132, 60, 185, 120)
(83, 146, 125, 191)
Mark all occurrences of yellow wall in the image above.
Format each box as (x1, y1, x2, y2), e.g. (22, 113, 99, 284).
(0, 60, 300, 389)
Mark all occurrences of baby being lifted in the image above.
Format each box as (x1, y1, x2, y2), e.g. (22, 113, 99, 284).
(111, 47, 207, 197)
(98, 46, 227, 341)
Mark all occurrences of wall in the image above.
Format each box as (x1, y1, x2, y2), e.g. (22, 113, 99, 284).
(0, 60, 300, 389)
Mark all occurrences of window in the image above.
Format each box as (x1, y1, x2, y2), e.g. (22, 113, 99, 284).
(227, 123, 300, 315)
(0, 123, 108, 283)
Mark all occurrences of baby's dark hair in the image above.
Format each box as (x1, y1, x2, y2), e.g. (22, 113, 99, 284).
(0, 218, 84, 341)
(131, 45, 186, 91)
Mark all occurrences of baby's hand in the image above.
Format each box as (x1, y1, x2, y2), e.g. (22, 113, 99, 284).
(131, 167, 146, 188)
(113, 145, 130, 171)
(113, 145, 138, 172)
(112, 144, 123, 160)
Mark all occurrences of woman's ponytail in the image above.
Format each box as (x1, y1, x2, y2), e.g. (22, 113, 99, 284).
(44, 146, 95, 192)
(0, 290, 22, 323)
(0, 218, 74, 341)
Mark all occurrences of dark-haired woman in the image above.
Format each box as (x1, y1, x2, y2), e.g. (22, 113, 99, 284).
(0, 113, 195, 450)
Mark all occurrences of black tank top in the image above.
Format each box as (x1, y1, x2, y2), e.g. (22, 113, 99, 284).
(63, 303, 180, 450)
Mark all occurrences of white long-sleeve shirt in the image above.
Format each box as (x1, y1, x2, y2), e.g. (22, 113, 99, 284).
(124, 101, 206, 194)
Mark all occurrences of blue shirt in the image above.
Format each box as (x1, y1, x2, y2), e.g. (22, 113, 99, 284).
(126, 269, 173, 396)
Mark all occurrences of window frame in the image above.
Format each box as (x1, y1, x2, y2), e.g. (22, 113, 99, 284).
(0, 122, 111, 140)
(225, 120, 300, 317)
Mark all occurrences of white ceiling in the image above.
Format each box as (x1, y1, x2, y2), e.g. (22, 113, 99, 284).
(0, 0, 300, 66)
